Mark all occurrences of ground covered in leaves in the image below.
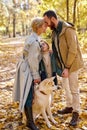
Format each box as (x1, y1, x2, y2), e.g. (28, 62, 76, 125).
(0, 37, 87, 130)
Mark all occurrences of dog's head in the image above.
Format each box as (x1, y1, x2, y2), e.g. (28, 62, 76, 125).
(38, 77, 55, 95)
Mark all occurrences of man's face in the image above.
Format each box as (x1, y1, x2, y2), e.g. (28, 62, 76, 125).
(43, 15, 55, 30)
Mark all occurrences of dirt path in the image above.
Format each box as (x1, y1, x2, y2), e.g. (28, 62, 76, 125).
(0, 37, 25, 85)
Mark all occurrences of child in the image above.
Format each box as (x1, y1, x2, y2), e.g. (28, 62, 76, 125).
(39, 40, 62, 87)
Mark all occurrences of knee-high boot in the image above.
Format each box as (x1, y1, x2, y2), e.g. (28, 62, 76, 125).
(24, 106, 39, 130)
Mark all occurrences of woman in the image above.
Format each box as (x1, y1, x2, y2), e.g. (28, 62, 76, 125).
(13, 17, 47, 130)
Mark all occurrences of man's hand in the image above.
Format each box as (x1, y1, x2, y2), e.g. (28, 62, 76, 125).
(34, 78, 41, 84)
(62, 68, 69, 78)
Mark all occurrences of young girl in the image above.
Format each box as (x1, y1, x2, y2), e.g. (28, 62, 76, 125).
(39, 40, 62, 86)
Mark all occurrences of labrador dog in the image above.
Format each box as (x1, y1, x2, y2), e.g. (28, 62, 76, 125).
(32, 77, 57, 128)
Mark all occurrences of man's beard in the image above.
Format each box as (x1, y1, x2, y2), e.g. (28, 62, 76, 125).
(50, 21, 55, 30)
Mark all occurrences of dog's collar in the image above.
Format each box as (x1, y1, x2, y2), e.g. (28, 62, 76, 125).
(40, 91, 47, 95)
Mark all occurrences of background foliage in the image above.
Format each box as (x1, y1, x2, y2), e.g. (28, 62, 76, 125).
(0, 0, 87, 50)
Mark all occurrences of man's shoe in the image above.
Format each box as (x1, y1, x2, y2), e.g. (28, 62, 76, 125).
(57, 107, 73, 114)
(69, 112, 79, 126)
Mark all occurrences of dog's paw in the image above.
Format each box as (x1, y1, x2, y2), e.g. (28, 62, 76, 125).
(47, 123, 52, 128)
(52, 119, 57, 124)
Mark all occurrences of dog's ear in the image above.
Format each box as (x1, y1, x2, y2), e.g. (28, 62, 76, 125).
(50, 76, 55, 81)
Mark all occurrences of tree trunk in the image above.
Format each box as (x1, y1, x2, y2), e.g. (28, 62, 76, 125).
(13, 13, 16, 37)
(77, 6, 80, 31)
(6, 26, 11, 38)
(73, 0, 77, 24)
(66, 0, 69, 22)
(26, 25, 28, 35)
(22, 22, 25, 36)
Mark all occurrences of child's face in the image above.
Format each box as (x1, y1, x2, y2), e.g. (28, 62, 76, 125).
(41, 42, 49, 52)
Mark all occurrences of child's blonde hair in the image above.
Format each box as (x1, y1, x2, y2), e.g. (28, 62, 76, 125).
(41, 40, 50, 50)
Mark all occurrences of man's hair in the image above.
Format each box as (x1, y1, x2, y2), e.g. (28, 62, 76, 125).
(43, 10, 57, 19)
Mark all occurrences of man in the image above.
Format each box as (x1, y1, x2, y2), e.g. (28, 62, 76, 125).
(43, 10, 83, 126)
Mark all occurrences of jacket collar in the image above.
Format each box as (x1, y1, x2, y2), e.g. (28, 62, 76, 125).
(53, 21, 75, 36)
(32, 32, 41, 42)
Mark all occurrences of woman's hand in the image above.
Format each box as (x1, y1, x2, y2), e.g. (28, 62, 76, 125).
(34, 78, 41, 84)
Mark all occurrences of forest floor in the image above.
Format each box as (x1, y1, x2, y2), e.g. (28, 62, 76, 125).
(0, 37, 87, 130)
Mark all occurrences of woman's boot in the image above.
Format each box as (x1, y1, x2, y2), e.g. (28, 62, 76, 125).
(24, 106, 39, 130)
(69, 112, 79, 126)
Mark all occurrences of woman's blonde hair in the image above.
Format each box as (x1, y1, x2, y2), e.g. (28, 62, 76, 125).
(31, 17, 44, 32)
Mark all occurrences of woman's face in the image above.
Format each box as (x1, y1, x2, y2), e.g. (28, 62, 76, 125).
(41, 42, 49, 52)
(37, 23, 47, 35)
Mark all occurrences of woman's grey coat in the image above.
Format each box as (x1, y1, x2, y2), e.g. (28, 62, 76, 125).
(13, 32, 41, 112)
